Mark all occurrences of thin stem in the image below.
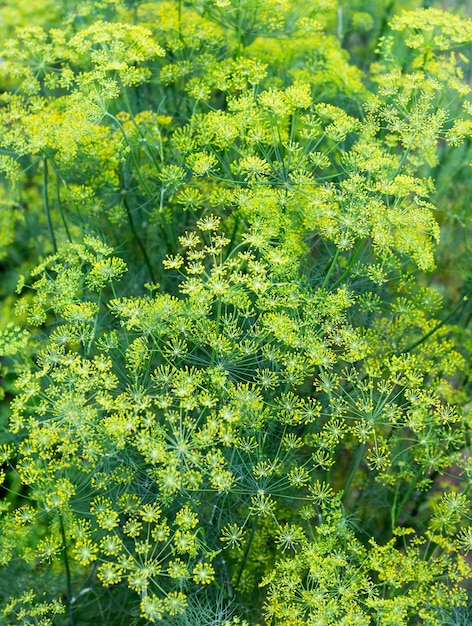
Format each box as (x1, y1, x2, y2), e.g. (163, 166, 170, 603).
(210, 298, 223, 368)
(123, 198, 157, 283)
(42, 156, 57, 253)
(235, 516, 258, 589)
(392, 144, 412, 180)
(221, 555, 234, 598)
(392, 481, 416, 531)
(178, 0, 183, 40)
(343, 443, 366, 503)
(159, 186, 178, 253)
(59, 514, 76, 626)
(337, 5, 343, 41)
(48, 157, 85, 226)
(398, 288, 472, 355)
(104, 112, 155, 198)
(322, 248, 340, 289)
(329, 239, 364, 291)
(223, 216, 240, 261)
(391, 473, 421, 531)
(391, 482, 401, 533)
(111, 105, 178, 253)
(120, 87, 163, 168)
(55, 170, 72, 243)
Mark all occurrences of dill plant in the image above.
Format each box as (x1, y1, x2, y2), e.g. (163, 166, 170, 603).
(1, 0, 472, 624)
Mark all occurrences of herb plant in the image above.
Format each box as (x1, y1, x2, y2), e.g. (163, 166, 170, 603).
(1, 1, 472, 624)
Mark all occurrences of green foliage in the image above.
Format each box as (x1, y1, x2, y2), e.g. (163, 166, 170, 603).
(1, 0, 472, 624)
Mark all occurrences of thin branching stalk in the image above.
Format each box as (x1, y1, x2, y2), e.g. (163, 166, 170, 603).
(42, 156, 57, 253)
(59, 514, 75, 626)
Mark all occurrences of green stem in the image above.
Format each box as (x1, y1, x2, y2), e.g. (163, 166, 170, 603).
(235, 516, 258, 589)
(120, 87, 163, 168)
(398, 288, 472, 355)
(223, 216, 240, 261)
(391, 482, 401, 533)
(178, 0, 183, 40)
(322, 249, 340, 289)
(391, 473, 421, 531)
(343, 443, 366, 503)
(337, 5, 343, 41)
(112, 103, 178, 254)
(392, 144, 412, 180)
(209, 298, 222, 368)
(105, 112, 155, 198)
(59, 514, 75, 626)
(42, 156, 57, 253)
(48, 157, 85, 227)
(329, 239, 364, 291)
(123, 198, 156, 283)
(55, 169, 72, 243)
(159, 186, 178, 253)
